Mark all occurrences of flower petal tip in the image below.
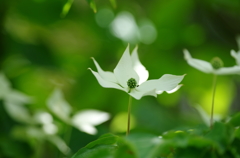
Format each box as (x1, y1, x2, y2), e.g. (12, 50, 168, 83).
(134, 45, 138, 50)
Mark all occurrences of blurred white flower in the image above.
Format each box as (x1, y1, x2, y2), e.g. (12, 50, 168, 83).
(231, 35, 240, 66)
(0, 73, 32, 124)
(71, 110, 110, 135)
(47, 88, 110, 135)
(89, 45, 185, 100)
(183, 49, 240, 75)
(231, 49, 240, 66)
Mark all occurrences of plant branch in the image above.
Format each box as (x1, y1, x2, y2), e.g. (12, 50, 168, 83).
(126, 96, 132, 136)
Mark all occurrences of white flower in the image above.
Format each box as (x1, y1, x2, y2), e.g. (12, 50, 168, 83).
(47, 88, 110, 135)
(89, 45, 185, 100)
(231, 49, 240, 66)
(183, 49, 240, 75)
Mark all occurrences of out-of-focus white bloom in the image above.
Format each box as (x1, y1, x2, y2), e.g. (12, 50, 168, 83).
(47, 88, 110, 135)
(183, 49, 240, 75)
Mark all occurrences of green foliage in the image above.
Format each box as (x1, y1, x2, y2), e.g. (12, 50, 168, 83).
(72, 118, 240, 158)
(72, 133, 119, 158)
(61, 0, 117, 17)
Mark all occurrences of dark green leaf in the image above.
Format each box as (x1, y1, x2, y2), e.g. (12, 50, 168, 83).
(71, 133, 118, 158)
(228, 113, 240, 127)
(205, 122, 234, 154)
(114, 138, 136, 158)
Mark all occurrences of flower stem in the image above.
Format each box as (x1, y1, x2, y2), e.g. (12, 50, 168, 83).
(126, 95, 132, 136)
(210, 74, 217, 129)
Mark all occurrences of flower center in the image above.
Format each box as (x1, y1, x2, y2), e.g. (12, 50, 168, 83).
(211, 57, 223, 70)
(127, 78, 137, 89)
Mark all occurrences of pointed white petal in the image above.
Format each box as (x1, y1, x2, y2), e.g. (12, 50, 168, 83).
(0, 73, 11, 99)
(47, 88, 72, 123)
(183, 49, 213, 73)
(139, 74, 185, 93)
(71, 110, 110, 135)
(72, 110, 110, 126)
(114, 45, 139, 87)
(231, 49, 240, 66)
(91, 57, 118, 83)
(215, 66, 240, 75)
(48, 135, 71, 154)
(131, 46, 149, 85)
(4, 101, 32, 124)
(5, 90, 32, 104)
(129, 88, 157, 100)
(89, 68, 125, 91)
(231, 49, 238, 58)
(157, 84, 183, 94)
(76, 124, 97, 135)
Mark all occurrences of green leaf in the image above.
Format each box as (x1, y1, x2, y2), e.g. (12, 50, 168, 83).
(114, 138, 136, 158)
(109, 0, 117, 8)
(86, 0, 97, 13)
(205, 122, 234, 154)
(228, 113, 240, 127)
(61, 0, 74, 18)
(72, 133, 119, 158)
(231, 139, 240, 157)
(125, 133, 162, 158)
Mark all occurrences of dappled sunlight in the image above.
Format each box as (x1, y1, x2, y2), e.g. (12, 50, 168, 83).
(110, 112, 136, 133)
(110, 11, 139, 43)
(200, 78, 235, 116)
(110, 11, 157, 44)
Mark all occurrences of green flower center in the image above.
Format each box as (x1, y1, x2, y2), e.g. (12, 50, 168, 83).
(211, 57, 223, 70)
(127, 78, 137, 89)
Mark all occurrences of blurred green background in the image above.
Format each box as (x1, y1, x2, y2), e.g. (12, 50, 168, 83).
(1, 0, 240, 157)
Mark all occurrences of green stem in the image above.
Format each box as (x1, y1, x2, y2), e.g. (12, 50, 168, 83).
(59, 125, 72, 158)
(210, 74, 217, 129)
(126, 96, 132, 136)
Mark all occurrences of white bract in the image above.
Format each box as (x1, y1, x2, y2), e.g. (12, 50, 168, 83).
(231, 49, 240, 66)
(183, 49, 240, 75)
(231, 35, 240, 66)
(47, 88, 110, 135)
(89, 45, 185, 100)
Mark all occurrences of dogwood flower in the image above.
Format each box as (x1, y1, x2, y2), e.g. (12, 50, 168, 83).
(183, 49, 240, 75)
(47, 88, 110, 135)
(89, 45, 185, 100)
(231, 49, 240, 66)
